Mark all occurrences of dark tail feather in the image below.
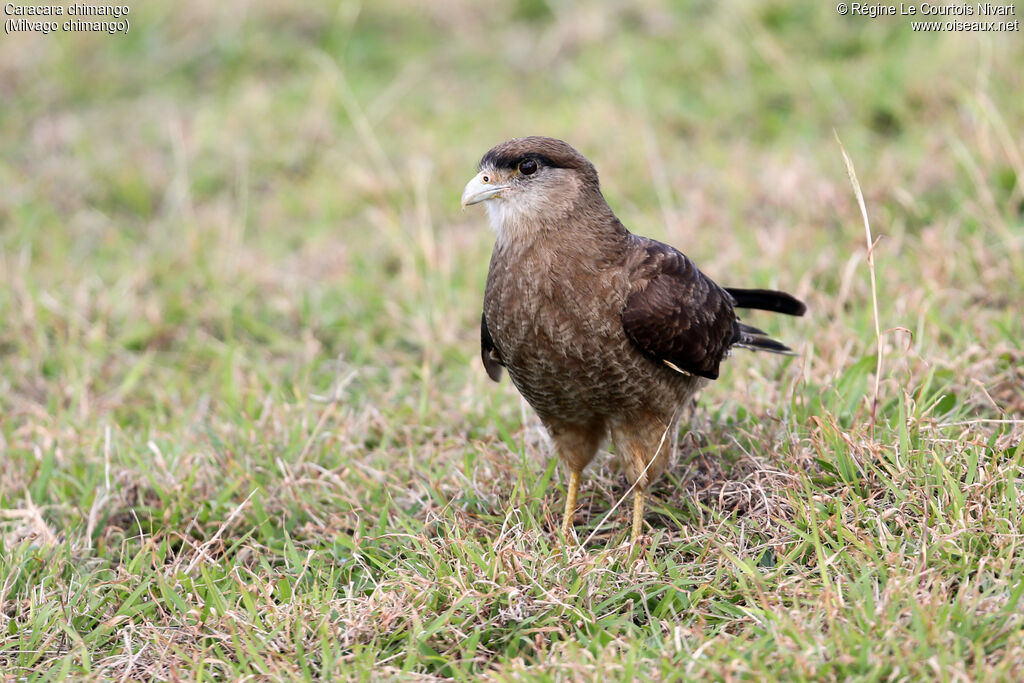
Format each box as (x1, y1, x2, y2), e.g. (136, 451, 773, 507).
(726, 288, 807, 316)
(734, 323, 796, 355)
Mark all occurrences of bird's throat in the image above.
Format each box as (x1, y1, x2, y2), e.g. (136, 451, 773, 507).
(485, 200, 544, 249)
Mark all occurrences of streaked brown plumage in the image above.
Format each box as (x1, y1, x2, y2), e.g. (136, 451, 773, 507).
(462, 136, 806, 544)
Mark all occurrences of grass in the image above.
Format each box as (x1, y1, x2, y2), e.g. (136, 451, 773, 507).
(2, 0, 1023, 679)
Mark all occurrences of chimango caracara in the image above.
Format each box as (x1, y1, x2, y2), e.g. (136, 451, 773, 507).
(462, 137, 805, 544)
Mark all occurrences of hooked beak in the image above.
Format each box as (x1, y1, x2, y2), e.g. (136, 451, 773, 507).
(461, 171, 508, 208)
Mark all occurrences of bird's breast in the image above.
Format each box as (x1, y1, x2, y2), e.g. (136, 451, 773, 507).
(485, 246, 625, 357)
(483, 243, 694, 419)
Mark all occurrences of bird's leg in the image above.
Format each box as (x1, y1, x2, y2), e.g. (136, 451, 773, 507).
(631, 487, 646, 545)
(545, 419, 602, 543)
(613, 414, 675, 546)
(562, 469, 581, 540)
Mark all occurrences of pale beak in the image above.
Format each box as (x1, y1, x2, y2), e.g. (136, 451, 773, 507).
(461, 171, 508, 208)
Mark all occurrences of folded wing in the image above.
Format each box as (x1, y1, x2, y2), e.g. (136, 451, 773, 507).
(621, 239, 738, 380)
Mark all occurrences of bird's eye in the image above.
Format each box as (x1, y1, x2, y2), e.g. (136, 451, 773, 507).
(482, 175, 490, 182)
(518, 159, 538, 176)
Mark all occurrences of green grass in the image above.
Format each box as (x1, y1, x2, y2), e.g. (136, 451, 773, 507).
(2, 0, 1023, 679)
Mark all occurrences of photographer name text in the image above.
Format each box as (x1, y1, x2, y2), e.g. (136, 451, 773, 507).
(840, 2, 1015, 16)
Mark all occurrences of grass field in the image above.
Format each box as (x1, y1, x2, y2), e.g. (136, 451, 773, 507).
(2, 1, 1023, 680)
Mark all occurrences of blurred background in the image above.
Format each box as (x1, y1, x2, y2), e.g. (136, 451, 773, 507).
(3, 0, 1020, 430)
(1, 0, 1023, 677)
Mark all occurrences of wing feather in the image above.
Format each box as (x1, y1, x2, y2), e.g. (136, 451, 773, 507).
(480, 312, 504, 382)
(621, 239, 738, 380)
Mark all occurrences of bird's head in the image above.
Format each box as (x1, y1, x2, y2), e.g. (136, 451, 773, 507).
(461, 137, 606, 244)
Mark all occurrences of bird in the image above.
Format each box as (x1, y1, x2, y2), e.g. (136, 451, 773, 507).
(461, 136, 806, 545)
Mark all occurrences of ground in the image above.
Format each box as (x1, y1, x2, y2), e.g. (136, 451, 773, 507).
(1, 1, 1023, 680)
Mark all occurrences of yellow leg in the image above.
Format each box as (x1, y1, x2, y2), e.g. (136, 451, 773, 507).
(562, 470, 581, 540)
(631, 488, 646, 545)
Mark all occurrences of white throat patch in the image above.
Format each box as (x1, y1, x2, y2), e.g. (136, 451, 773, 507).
(484, 199, 532, 247)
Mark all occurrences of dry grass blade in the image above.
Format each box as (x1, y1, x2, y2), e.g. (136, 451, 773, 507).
(835, 130, 883, 435)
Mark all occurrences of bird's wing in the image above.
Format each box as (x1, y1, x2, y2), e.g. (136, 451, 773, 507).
(480, 312, 504, 382)
(621, 238, 738, 380)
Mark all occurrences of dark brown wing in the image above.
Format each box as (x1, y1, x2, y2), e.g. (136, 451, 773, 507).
(621, 238, 738, 380)
(480, 312, 504, 382)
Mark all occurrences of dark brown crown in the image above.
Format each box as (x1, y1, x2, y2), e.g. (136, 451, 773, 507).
(479, 137, 598, 184)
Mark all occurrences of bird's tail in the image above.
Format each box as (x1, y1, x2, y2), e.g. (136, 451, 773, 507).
(726, 288, 806, 317)
(734, 323, 796, 355)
